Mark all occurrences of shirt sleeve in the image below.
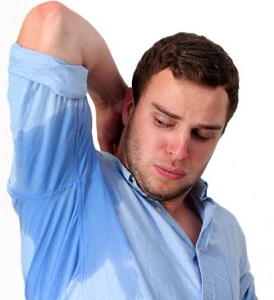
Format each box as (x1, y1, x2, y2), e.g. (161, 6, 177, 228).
(7, 43, 95, 199)
(239, 238, 257, 300)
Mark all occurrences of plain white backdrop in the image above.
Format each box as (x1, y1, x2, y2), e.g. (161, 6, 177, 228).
(1, 1, 273, 299)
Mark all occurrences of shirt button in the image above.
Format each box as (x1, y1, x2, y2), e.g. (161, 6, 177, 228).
(156, 207, 162, 213)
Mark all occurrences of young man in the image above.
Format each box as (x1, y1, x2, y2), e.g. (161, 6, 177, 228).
(7, 1, 256, 299)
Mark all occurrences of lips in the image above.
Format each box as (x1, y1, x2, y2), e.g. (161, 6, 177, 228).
(155, 165, 186, 181)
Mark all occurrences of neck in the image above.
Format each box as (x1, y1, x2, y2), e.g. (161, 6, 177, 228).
(162, 195, 202, 245)
(115, 129, 127, 164)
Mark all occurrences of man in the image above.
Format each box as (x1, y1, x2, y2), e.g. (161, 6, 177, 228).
(7, 1, 256, 299)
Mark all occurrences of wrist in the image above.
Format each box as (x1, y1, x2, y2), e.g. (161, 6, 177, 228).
(91, 81, 128, 110)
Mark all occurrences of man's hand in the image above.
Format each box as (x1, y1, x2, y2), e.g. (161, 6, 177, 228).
(95, 88, 133, 154)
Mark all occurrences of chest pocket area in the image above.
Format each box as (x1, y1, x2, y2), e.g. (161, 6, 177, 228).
(200, 253, 239, 300)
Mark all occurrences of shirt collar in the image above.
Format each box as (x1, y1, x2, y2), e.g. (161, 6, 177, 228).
(190, 178, 209, 202)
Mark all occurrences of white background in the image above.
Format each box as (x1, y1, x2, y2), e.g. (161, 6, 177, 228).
(1, 1, 273, 299)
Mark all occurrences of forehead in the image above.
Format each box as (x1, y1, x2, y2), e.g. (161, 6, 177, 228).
(139, 69, 229, 125)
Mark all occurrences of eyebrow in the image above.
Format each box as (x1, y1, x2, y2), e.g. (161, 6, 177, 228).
(152, 102, 223, 131)
(152, 102, 181, 120)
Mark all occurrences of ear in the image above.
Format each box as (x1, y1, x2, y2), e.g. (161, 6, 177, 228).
(122, 88, 134, 125)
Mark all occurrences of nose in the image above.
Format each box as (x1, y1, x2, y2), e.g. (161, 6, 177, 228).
(166, 133, 189, 160)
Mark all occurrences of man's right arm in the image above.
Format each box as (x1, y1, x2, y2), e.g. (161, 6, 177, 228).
(17, 1, 128, 153)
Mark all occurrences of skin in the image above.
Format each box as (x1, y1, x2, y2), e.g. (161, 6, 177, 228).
(17, 2, 230, 245)
(117, 69, 229, 244)
(17, 1, 128, 153)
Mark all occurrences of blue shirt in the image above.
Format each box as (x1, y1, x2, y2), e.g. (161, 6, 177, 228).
(7, 43, 256, 300)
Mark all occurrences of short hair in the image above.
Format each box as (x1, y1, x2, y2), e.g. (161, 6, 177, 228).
(132, 32, 239, 123)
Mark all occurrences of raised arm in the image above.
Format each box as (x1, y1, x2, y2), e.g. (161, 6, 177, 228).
(17, 1, 128, 152)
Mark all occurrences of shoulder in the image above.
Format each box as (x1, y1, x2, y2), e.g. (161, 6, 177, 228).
(96, 151, 126, 179)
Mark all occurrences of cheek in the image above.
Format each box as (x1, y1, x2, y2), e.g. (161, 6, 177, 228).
(133, 114, 168, 153)
(190, 142, 217, 163)
(137, 129, 164, 157)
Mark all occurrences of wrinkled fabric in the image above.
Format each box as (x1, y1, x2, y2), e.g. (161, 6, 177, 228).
(7, 43, 257, 300)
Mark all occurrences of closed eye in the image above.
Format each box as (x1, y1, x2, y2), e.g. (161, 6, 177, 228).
(155, 118, 174, 128)
(192, 129, 212, 141)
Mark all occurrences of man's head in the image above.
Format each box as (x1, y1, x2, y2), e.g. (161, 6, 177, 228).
(117, 32, 238, 202)
(132, 32, 239, 126)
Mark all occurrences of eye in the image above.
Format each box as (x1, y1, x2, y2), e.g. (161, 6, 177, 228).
(155, 118, 173, 128)
(155, 118, 167, 127)
(192, 129, 211, 141)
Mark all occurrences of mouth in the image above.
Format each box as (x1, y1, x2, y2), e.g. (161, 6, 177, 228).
(155, 165, 186, 181)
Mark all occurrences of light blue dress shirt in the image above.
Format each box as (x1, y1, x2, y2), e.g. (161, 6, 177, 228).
(7, 43, 257, 300)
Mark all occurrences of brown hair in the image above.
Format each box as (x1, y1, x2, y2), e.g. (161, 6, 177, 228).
(132, 32, 239, 124)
